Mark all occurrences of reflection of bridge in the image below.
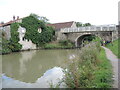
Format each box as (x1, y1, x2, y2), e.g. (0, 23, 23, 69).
(58, 25, 118, 47)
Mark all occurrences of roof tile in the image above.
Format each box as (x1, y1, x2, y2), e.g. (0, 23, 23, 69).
(47, 21, 74, 30)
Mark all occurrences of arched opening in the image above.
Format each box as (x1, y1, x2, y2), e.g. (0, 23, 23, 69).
(75, 34, 96, 47)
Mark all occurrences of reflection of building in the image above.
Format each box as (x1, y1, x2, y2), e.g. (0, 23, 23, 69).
(0, 16, 36, 50)
(2, 49, 74, 83)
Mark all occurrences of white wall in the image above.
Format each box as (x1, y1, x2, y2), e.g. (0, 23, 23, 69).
(71, 22, 77, 28)
(18, 26, 36, 50)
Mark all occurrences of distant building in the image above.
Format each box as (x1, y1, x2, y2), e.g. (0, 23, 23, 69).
(47, 21, 77, 40)
(0, 16, 36, 50)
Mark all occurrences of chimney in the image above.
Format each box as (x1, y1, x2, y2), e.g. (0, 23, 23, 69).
(13, 16, 15, 21)
(17, 16, 19, 20)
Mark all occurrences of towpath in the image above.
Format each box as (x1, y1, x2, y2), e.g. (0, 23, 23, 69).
(102, 46, 118, 88)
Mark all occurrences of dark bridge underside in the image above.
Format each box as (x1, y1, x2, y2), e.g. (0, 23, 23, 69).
(76, 34, 96, 47)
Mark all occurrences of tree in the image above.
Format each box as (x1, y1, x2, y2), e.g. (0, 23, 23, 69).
(76, 22, 83, 27)
(83, 23, 91, 26)
(30, 13, 49, 23)
(9, 23, 22, 52)
(21, 15, 55, 47)
(76, 22, 91, 27)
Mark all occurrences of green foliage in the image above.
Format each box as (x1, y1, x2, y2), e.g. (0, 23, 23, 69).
(49, 81, 61, 89)
(60, 42, 112, 88)
(44, 40, 74, 49)
(9, 23, 22, 52)
(83, 23, 91, 26)
(0, 38, 11, 54)
(106, 38, 120, 58)
(21, 15, 54, 47)
(76, 22, 83, 27)
(44, 43, 59, 49)
(1, 23, 22, 54)
(59, 40, 73, 46)
(30, 13, 49, 23)
(76, 22, 91, 27)
(94, 48, 113, 88)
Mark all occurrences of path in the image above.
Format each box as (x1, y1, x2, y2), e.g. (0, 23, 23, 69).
(102, 46, 118, 88)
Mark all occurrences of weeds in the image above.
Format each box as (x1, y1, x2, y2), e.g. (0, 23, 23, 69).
(61, 42, 112, 88)
(49, 38, 113, 88)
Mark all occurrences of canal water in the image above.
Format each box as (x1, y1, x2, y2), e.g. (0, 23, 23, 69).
(1, 49, 80, 88)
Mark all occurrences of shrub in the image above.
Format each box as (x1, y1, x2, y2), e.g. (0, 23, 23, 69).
(61, 42, 112, 88)
(21, 15, 55, 47)
(1, 38, 12, 54)
(9, 23, 22, 52)
(59, 40, 73, 46)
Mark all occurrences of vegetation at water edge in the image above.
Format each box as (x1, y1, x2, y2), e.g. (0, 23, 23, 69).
(50, 39, 113, 88)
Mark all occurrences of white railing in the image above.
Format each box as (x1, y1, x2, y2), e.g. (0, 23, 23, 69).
(61, 25, 117, 33)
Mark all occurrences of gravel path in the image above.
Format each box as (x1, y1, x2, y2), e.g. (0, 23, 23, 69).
(102, 46, 118, 88)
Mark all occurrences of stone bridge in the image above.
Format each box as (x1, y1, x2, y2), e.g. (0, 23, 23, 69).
(57, 25, 118, 47)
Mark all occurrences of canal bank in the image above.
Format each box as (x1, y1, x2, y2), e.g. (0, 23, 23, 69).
(2, 49, 78, 88)
(102, 46, 118, 88)
(56, 43, 113, 88)
(1, 41, 114, 88)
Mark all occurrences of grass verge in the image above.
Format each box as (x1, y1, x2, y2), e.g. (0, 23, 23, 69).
(93, 48, 113, 88)
(44, 40, 74, 49)
(106, 38, 120, 58)
(51, 42, 113, 88)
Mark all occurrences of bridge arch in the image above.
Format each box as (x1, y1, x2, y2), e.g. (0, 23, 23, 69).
(75, 33, 97, 47)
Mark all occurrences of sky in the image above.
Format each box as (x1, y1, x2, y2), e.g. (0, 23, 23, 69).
(0, 0, 119, 25)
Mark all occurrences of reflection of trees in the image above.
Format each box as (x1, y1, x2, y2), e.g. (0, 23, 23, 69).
(2, 50, 78, 83)
(2, 52, 22, 77)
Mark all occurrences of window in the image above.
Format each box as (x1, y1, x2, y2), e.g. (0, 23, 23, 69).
(38, 28, 42, 33)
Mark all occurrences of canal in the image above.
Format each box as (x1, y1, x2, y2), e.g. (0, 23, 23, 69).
(2, 49, 80, 88)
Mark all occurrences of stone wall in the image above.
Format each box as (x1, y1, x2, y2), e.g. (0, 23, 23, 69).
(18, 26, 36, 50)
(1, 25, 37, 50)
(56, 22, 77, 41)
(0, 25, 11, 40)
(59, 31, 114, 47)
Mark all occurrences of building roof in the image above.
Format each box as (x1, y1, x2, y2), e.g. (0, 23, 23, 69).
(47, 21, 74, 30)
(0, 18, 22, 27)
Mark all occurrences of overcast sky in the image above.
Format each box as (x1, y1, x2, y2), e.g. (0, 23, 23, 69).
(0, 0, 119, 25)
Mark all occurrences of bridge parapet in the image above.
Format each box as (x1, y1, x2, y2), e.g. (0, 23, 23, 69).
(61, 24, 117, 33)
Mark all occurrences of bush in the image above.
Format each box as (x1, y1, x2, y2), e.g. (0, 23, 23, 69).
(44, 44, 60, 49)
(1, 38, 12, 54)
(59, 40, 73, 46)
(61, 42, 112, 88)
(9, 23, 22, 52)
(21, 15, 55, 47)
(9, 42, 22, 52)
(44, 41, 74, 49)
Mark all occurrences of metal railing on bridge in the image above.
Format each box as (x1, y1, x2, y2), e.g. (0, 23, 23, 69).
(61, 24, 117, 33)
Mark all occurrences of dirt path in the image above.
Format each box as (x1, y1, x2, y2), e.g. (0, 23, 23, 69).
(102, 46, 118, 88)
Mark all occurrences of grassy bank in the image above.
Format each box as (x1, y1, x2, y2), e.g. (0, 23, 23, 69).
(94, 48, 113, 88)
(1, 39, 74, 55)
(52, 42, 113, 88)
(106, 38, 120, 58)
(43, 40, 74, 49)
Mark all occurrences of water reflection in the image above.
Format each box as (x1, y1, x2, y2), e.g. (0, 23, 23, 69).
(2, 67, 64, 88)
(2, 49, 79, 88)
